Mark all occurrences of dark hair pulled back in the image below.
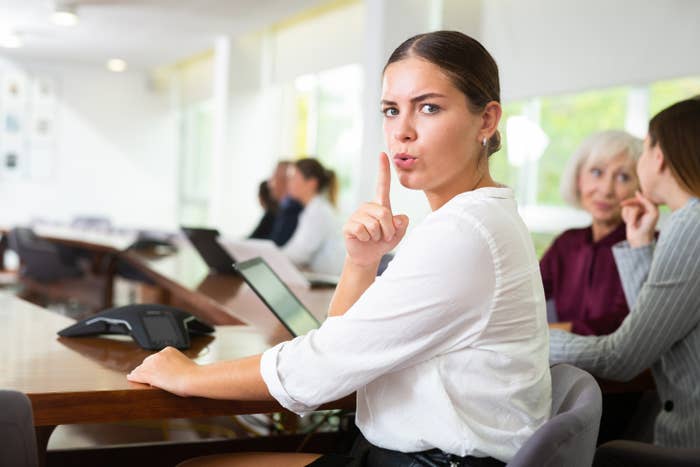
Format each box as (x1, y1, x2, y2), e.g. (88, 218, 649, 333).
(294, 157, 338, 207)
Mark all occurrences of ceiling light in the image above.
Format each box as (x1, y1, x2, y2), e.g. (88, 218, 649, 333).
(106, 59, 128, 72)
(0, 32, 23, 49)
(52, 3, 79, 27)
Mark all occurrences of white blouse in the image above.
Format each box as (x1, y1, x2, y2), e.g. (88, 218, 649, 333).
(282, 195, 345, 275)
(261, 187, 551, 462)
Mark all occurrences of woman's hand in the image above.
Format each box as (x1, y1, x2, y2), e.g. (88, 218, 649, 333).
(621, 191, 659, 248)
(127, 346, 199, 397)
(343, 153, 409, 268)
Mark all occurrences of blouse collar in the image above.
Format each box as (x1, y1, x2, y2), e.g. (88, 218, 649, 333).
(588, 222, 627, 246)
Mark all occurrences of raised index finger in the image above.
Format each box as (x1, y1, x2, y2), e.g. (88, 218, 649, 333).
(374, 152, 392, 209)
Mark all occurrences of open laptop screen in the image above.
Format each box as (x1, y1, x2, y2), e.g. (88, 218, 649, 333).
(181, 226, 237, 274)
(236, 257, 320, 337)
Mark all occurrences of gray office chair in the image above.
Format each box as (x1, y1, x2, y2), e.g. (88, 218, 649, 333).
(8, 227, 111, 313)
(594, 440, 700, 466)
(7, 227, 83, 282)
(507, 364, 602, 467)
(0, 390, 38, 467)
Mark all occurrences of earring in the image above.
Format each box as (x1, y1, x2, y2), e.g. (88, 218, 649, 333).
(482, 137, 487, 147)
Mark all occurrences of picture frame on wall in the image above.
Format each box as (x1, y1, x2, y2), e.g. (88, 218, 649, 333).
(0, 72, 57, 180)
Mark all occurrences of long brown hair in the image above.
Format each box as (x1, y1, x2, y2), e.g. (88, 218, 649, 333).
(294, 158, 338, 207)
(384, 30, 502, 157)
(648, 96, 700, 197)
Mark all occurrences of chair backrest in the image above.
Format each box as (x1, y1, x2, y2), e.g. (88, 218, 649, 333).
(507, 364, 602, 467)
(8, 228, 81, 282)
(0, 390, 38, 467)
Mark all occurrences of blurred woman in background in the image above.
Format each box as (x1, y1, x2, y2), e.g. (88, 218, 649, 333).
(282, 158, 345, 275)
(248, 180, 278, 240)
(540, 130, 642, 336)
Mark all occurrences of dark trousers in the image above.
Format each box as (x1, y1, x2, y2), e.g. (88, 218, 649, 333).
(308, 432, 505, 467)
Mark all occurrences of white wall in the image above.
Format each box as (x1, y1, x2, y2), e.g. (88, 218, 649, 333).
(273, 2, 364, 84)
(480, 0, 700, 101)
(0, 57, 177, 229)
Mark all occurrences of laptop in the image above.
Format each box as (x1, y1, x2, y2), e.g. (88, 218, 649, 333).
(220, 238, 339, 288)
(181, 226, 237, 275)
(182, 226, 337, 288)
(235, 257, 321, 337)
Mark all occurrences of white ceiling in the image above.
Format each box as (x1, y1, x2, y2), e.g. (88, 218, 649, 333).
(0, 0, 330, 69)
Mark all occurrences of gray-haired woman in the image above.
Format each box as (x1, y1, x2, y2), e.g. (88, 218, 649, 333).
(540, 130, 642, 336)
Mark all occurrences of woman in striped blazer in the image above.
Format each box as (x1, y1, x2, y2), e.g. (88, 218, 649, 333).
(550, 96, 700, 448)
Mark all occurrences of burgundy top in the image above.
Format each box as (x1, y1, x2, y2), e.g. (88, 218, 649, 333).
(540, 223, 629, 336)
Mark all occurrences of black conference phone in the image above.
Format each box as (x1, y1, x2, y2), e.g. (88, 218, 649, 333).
(58, 304, 214, 350)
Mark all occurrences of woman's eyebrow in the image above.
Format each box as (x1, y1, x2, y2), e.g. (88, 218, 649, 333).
(411, 92, 446, 103)
(380, 93, 447, 106)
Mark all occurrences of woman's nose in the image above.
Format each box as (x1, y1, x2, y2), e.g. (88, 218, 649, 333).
(600, 175, 615, 195)
(393, 117, 417, 142)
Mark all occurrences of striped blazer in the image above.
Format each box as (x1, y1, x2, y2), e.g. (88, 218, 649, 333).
(550, 197, 700, 447)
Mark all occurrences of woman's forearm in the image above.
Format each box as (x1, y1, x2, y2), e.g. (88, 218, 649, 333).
(128, 347, 273, 401)
(327, 257, 379, 317)
(185, 354, 272, 400)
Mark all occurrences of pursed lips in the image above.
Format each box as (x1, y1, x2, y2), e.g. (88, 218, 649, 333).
(393, 152, 417, 161)
(393, 153, 418, 169)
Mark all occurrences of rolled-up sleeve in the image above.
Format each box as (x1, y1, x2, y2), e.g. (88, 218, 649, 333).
(260, 214, 495, 416)
(260, 341, 320, 414)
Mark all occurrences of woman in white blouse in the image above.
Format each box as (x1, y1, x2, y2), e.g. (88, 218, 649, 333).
(282, 158, 345, 276)
(129, 30, 551, 467)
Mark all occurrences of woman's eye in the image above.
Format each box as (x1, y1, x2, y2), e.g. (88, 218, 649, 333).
(590, 168, 603, 177)
(616, 173, 631, 183)
(382, 107, 398, 117)
(420, 103, 440, 114)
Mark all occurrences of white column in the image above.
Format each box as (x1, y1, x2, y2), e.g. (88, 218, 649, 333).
(356, 0, 387, 208)
(209, 35, 231, 227)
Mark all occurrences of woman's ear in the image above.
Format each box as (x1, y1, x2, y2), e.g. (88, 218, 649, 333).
(653, 144, 667, 173)
(480, 101, 502, 141)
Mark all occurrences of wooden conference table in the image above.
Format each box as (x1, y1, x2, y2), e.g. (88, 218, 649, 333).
(0, 294, 352, 464)
(30, 226, 335, 330)
(1, 228, 342, 463)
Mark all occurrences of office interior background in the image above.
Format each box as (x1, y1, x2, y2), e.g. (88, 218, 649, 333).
(1, 0, 699, 252)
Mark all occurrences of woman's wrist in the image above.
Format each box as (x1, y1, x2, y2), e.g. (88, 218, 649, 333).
(628, 233, 654, 249)
(177, 363, 203, 398)
(344, 255, 381, 272)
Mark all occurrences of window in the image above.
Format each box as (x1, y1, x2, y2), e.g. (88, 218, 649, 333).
(537, 87, 628, 205)
(499, 77, 700, 207)
(496, 76, 700, 253)
(284, 64, 363, 217)
(649, 76, 700, 116)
